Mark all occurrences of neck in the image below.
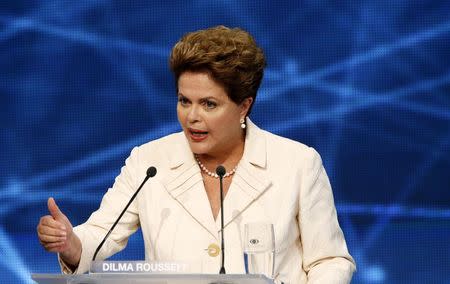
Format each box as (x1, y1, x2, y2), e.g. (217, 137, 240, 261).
(197, 135, 245, 171)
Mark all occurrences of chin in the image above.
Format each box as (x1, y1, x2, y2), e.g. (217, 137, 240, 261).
(187, 143, 209, 155)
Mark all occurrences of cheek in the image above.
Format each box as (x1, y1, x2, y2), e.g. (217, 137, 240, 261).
(176, 107, 185, 124)
(210, 115, 239, 136)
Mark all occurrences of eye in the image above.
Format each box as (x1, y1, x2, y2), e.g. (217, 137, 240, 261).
(204, 100, 217, 109)
(178, 96, 190, 106)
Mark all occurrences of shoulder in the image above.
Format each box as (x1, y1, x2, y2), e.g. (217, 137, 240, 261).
(262, 128, 320, 163)
(126, 131, 186, 163)
(137, 131, 185, 151)
(246, 119, 322, 169)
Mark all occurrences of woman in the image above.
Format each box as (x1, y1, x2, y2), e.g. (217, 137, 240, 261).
(37, 26, 355, 283)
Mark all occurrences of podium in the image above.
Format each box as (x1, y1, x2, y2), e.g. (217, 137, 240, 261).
(31, 273, 274, 284)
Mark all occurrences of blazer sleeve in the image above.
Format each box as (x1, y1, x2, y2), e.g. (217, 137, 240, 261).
(59, 146, 143, 274)
(298, 147, 356, 284)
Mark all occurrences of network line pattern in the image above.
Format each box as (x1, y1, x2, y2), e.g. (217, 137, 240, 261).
(1, 1, 449, 283)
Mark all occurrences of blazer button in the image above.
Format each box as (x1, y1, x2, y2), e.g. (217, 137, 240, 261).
(206, 243, 220, 257)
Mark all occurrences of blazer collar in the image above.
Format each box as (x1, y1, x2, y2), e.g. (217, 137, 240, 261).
(222, 118, 271, 227)
(242, 118, 267, 169)
(167, 132, 194, 169)
(161, 119, 272, 238)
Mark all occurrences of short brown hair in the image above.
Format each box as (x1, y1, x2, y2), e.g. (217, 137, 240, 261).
(169, 25, 266, 114)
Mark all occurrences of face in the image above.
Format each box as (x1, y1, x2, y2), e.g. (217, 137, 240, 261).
(177, 71, 252, 158)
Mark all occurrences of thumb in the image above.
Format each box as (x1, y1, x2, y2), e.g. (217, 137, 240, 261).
(47, 197, 64, 220)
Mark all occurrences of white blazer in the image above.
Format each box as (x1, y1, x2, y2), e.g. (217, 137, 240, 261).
(62, 119, 356, 283)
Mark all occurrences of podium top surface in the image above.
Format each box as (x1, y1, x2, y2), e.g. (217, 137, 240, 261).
(31, 273, 275, 284)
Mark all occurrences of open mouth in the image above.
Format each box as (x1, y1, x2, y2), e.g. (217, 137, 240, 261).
(189, 128, 208, 141)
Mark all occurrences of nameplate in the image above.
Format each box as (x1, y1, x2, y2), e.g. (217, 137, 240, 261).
(90, 261, 189, 274)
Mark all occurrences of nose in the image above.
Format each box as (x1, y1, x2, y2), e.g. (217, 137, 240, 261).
(187, 105, 201, 123)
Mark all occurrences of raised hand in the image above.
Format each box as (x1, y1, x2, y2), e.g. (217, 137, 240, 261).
(37, 197, 81, 266)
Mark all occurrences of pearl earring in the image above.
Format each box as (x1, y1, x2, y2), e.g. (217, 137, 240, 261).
(240, 118, 246, 129)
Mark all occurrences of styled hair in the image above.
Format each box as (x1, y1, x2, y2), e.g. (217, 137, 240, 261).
(169, 25, 266, 114)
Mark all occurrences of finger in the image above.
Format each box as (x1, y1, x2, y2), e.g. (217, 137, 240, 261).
(40, 236, 66, 245)
(38, 232, 67, 243)
(40, 238, 64, 247)
(46, 247, 65, 253)
(38, 225, 67, 238)
(45, 247, 63, 253)
(47, 197, 64, 220)
(43, 242, 66, 251)
(39, 216, 66, 231)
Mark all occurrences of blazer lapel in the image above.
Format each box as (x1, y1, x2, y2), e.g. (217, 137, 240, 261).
(161, 120, 272, 236)
(221, 119, 272, 229)
(161, 133, 218, 239)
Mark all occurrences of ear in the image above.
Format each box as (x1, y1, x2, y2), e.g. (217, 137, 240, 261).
(239, 97, 253, 118)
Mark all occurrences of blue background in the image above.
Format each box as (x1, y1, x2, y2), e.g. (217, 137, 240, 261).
(1, 1, 449, 283)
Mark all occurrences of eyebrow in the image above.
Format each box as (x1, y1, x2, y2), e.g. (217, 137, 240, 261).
(177, 93, 219, 101)
(200, 97, 218, 101)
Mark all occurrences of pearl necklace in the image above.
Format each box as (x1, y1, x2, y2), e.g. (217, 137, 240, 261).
(195, 155, 238, 178)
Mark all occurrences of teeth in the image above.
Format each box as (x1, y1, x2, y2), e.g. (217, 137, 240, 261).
(191, 131, 207, 135)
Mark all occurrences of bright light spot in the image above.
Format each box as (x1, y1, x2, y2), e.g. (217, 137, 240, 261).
(363, 264, 386, 283)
